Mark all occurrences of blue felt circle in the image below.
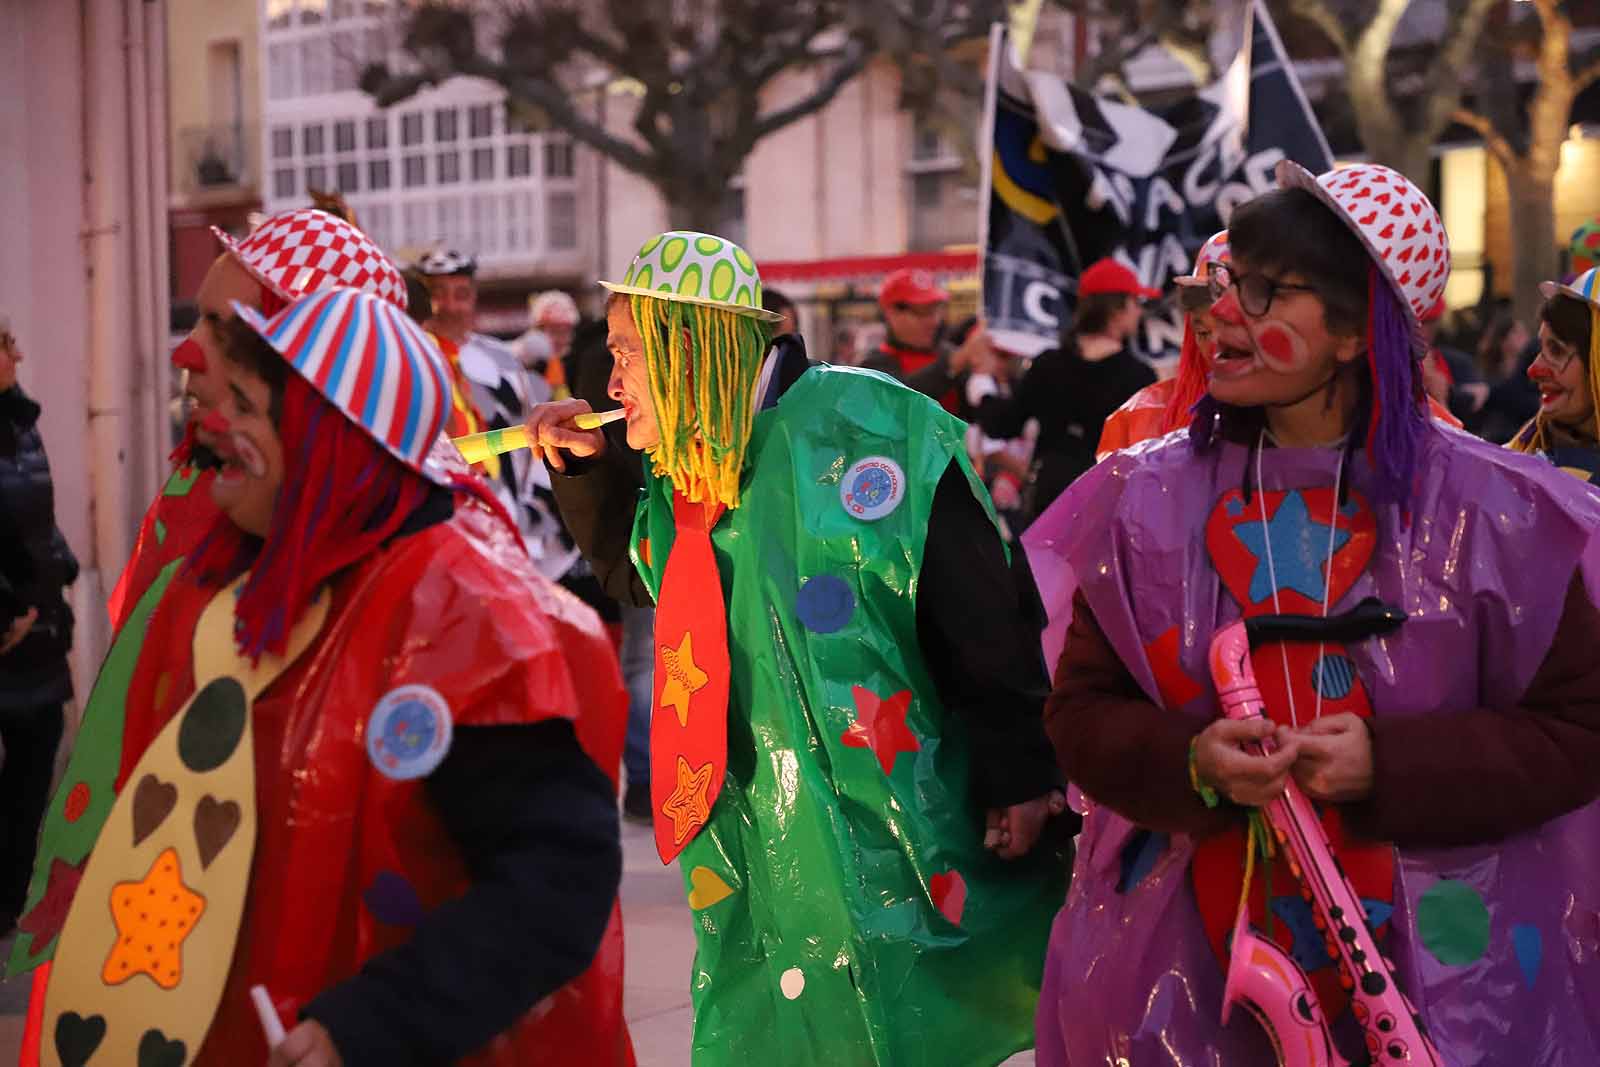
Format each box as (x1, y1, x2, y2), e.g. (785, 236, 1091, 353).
(796, 575, 855, 634)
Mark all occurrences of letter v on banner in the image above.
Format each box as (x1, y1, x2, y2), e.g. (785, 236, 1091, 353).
(979, 0, 1333, 363)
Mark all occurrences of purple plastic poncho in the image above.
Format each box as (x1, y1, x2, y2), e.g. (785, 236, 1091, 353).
(1023, 423, 1600, 1067)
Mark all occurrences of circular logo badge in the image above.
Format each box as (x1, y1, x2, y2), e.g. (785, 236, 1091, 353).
(840, 456, 906, 522)
(366, 685, 453, 781)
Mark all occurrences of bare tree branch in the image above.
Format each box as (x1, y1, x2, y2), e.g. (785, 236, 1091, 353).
(1576, 56, 1600, 97)
(1451, 106, 1517, 170)
(1418, 0, 1502, 134)
(750, 44, 873, 140)
(1285, 0, 1350, 58)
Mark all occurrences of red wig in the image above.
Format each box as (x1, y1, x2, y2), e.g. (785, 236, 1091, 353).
(1160, 318, 1211, 435)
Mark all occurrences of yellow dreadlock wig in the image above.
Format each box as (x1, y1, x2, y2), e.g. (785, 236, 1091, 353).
(633, 293, 772, 510)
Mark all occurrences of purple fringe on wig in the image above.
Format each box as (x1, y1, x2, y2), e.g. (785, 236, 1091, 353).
(1362, 266, 1428, 511)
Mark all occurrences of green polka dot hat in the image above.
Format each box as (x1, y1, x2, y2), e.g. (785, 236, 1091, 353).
(601, 231, 783, 323)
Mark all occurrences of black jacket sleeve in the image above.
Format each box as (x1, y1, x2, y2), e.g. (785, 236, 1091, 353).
(971, 355, 1049, 441)
(546, 431, 654, 607)
(304, 720, 622, 1066)
(915, 463, 1063, 808)
(859, 347, 963, 402)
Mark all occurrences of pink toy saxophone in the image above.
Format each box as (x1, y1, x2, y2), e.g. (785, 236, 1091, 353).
(1206, 598, 1442, 1067)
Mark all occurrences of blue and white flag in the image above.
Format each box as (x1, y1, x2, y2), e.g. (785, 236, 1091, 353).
(980, 0, 1333, 361)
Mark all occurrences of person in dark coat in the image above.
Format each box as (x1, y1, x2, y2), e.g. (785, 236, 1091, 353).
(0, 320, 78, 934)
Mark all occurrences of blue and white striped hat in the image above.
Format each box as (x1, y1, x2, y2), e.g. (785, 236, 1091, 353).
(232, 288, 452, 485)
(1541, 267, 1600, 312)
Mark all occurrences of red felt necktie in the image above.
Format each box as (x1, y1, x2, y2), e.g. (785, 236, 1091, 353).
(650, 493, 731, 863)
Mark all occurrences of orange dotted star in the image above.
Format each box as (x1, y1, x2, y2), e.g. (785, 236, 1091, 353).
(658, 631, 709, 728)
(660, 756, 715, 846)
(102, 847, 207, 990)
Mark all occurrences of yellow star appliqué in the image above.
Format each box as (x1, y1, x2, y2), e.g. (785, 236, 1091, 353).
(658, 631, 709, 728)
(660, 756, 715, 845)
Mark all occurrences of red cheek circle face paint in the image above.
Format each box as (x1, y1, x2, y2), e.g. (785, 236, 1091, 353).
(200, 409, 232, 435)
(1255, 321, 1308, 371)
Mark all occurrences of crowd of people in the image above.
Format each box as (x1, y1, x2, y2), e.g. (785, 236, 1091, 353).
(0, 153, 1596, 1067)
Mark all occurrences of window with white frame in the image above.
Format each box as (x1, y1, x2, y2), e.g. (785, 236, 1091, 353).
(263, 0, 391, 100)
(265, 71, 586, 266)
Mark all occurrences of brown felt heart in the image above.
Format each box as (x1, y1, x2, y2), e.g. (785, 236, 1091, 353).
(132, 775, 177, 848)
(193, 795, 241, 870)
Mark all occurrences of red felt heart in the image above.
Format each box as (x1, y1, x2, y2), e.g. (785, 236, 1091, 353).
(1359, 211, 1378, 226)
(1378, 223, 1395, 239)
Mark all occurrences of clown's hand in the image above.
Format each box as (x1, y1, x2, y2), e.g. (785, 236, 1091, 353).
(526, 399, 607, 472)
(267, 1020, 342, 1067)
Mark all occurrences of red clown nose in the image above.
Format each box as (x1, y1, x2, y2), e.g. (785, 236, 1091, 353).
(199, 409, 231, 435)
(172, 337, 208, 372)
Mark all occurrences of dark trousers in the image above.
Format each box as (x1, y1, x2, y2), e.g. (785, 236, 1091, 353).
(0, 702, 64, 923)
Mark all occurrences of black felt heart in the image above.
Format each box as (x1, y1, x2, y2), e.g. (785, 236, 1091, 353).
(53, 1011, 106, 1067)
(137, 1028, 187, 1067)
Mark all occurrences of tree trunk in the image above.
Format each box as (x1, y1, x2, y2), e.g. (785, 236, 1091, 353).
(1504, 161, 1560, 330)
(661, 180, 731, 235)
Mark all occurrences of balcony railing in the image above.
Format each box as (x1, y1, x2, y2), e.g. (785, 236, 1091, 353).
(178, 123, 257, 196)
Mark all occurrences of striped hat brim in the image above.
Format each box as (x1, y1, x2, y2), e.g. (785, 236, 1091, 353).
(231, 292, 454, 487)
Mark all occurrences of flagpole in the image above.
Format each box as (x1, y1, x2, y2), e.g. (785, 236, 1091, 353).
(1253, 0, 1334, 168)
(977, 22, 1006, 314)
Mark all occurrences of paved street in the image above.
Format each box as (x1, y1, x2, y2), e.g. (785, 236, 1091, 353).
(0, 816, 1037, 1065)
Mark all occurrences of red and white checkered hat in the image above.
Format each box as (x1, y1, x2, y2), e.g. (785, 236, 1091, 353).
(1276, 160, 1449, 331)
(211, 208, 406, 310)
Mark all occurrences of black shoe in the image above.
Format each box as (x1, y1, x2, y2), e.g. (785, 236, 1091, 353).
(622, 784, 652, 824)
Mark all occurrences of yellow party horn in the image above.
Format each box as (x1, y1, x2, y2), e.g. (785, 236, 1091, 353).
(451, 409, 625, 463)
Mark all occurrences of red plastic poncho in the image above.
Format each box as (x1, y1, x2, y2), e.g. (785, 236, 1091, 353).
(107, 494, 632, 1066)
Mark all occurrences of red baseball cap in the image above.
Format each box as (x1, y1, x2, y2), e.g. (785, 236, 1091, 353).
(1078, 258, 1161, 300)
(880, 268, 949, 307)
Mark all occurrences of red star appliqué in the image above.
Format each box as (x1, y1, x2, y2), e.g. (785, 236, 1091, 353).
(16, 856, 86, 959)
(841, 686, 919, 776)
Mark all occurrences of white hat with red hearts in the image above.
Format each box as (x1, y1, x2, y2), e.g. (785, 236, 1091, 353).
(1275, 160, 1449, 331)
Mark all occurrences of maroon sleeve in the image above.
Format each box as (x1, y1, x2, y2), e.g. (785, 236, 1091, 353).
(1045, 588, 1239, 837)
(1345, 575, 1600, 847)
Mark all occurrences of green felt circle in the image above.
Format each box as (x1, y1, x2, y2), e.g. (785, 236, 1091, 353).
(710, 260, 736, 302)
(660, 236, 689, 272)
(679, 263, 704, 298)
(631, 265, 654, 291)
(734, 245, 756, 273)
(637, 234, 664, 258)
(178, 677, 248, 773)
(695, 235, 725, 256)
(734, 284, 752, 309)
(1416, 879, 1491, 966)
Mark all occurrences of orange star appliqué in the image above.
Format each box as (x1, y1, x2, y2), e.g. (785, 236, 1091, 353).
(660, 756, 715, 845)
(841, 686, 920, 775)
(102, 847, 207, 990)
(658, 631, 709, 728)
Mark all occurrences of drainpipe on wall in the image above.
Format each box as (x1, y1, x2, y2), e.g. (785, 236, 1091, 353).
(77, 0, 138, 686)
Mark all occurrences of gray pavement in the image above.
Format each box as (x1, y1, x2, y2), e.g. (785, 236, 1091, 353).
(0, 817, 1037, 1065)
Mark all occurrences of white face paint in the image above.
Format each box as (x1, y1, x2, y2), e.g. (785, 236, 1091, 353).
(230, 432, 269, 479)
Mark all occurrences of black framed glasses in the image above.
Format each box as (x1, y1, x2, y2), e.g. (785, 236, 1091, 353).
(1534, 335, 1582, 373)
(1208, 263, 1317, 318)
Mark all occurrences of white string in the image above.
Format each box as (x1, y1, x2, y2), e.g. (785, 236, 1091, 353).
(1254, 430, 1345, 727)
